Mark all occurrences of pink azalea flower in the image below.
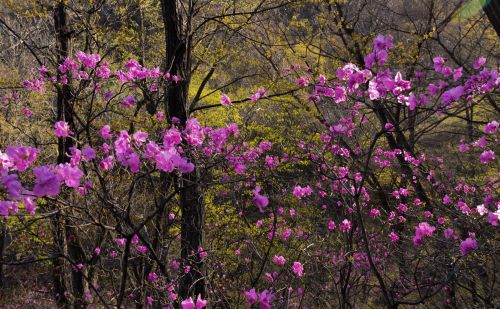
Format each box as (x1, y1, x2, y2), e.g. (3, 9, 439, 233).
(196, 294, 208, 309)
(483, 121, 498, 134)
(473, 56, 486, 70)
(82, 146, 96, 161)
(370, 208, 380, 217)
(292, 185, 313, 199)
(156, 111, 165, 121)
(252, 186, 269, 212)
(479, 150, 495, 164)
(328, 220, 336, 231)
(339, 219, 352, 233)
(250, 88, 267, 102)
(163, 128, 182, 148)
(444, 228, 455, 239)
(121, 95, 136, 108)
(23, 197, 35, 215)
(413, 222, 435, 245)
(273, 255, 286, 265)
(389, 232, 399, 242)
(22, 106, 33, 117)
(33, 166, 61, 197)
(100, 125, 112, 139)
(184, 118, 205, 146)
(292, 261, 304, 277)
(56, 163, 84, 188)
(459, 238, 477, 255)
(181, 297, 195, 309)
(147, 272, 158, 281)
(99, 156, 114, 171)
(220, 94, 232, 106)
(54, 121, 73, 138)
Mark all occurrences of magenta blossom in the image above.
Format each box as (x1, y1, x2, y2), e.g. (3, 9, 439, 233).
(6, 146, 38, 171)
(293, 185, 313, 199)
(220, 94, 232, 106)
(121, 95, 136, 108)
(56, 163, 84, 188)
(479, 150, 495, 164)
(459, 238, 477, 255)
(100, 125, 112, 139)
(483, 121, 498, 134)
(292, 261, 304, 277)
(181, 295, 207, 309)
(252, 186, 269, 212)
(413, 222, 435, 246)
(273, 255, 286, 265)
(54, 121, 73, 138)
(33, 166, 61, 197)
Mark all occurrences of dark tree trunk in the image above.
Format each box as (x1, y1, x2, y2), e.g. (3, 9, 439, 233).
(54, 3, 86, 308)
(484, 0, 500, 38)
(160, 0, 205, 299)
(0, 222, 5, 289)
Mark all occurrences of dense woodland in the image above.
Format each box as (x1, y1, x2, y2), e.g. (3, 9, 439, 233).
(0, 0, 499, 308)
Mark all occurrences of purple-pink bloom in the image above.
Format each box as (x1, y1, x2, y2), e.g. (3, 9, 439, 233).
(0, 201, 17, 216)
(328, 220, 336, 231)
(293, 185, 313, 199)
(121, 95, 136, 108)
(147, 272, 158, 281)
(184, 118, 205, 146)
(33, 166, 61, 197)
(81, 146, 96, 161)
(479, 150, 495, 164)
(75, 51, 100, 69)
(220, 94, 232, 106)
(433, 56, 445, 73)
(413, 222, 435, 246)
(181, 297, 195, 309)
(163, 128, 182, 148)
(99, 156, 114, 171)
(444, 228, 455, 239)
(372, 34, 393, 51)
(196, 295, 208, 309)
(23, 197, 35, 215)
(250, 88, 267, 102)
(126, 152, 141, 173)
(56, 163, 84, 188)
(389, 232, 399, 242)
(292, 261, 304, 277)
(252, 186, 269, 212)
(54, 121, 73, 138)
(273, 255, 286, 265)
(441, 86, 464, 106)
(459, 237, 477, 255)
(339, 219, 352, 233)
(100, 125, 112, 139)
(132, 131, 148, 147)
(473, 56, 486, 70)
(483, 121, 499, 134)
(2, 173, 24, 200)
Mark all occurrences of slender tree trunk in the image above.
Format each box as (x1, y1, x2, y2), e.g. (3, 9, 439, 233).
(0, 220, 6, 289)
(160, 0, 205, 299)
(54, 3, 86, 308)
(484, 0, 500, 38)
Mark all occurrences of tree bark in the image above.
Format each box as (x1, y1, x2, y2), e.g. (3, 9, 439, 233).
(54, 3, 86, 308)
(484, 0, 500, 38)
(160, 0, 205, 299)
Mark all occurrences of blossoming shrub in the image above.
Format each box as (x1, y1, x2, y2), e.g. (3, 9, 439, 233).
(0, 35, 498, 307)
